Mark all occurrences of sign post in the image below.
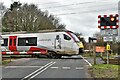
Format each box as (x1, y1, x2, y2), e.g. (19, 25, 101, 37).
(0, 3, 5, 80)
(89, 37, 97, 64)
(0, 3, 6, 65)
(106, 43, 110, 64)
(93, 44, 96, 65)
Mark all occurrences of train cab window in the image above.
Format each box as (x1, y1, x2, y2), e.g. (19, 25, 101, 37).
(63, 34, 71, 40)
(18, 37, 37, 46)
(2, 38, 8, 46)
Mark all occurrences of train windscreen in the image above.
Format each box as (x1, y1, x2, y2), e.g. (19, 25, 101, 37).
(70, 33, 80, 42)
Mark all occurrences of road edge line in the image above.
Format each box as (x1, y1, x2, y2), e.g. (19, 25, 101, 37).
(80, 55, 92, 66)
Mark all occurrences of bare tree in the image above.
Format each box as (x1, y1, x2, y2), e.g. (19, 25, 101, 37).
(2, 3, 65, 32)
(93, 32, 104, 46)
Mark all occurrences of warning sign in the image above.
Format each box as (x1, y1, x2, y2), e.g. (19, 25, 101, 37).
(96, 46, 105, 52)
(106, 44, 110, 51)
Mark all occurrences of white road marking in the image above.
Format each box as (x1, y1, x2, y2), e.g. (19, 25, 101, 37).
(29, 62, 56, 79)
(11, 58, 31, 61)
(80, 55, 92, 66)
(75, 67, 84, 70)
(51, 67, 59, 69)
(21, 61, 53, 80)
(62, 67, 71, 69)
(5, 66, 42, 68)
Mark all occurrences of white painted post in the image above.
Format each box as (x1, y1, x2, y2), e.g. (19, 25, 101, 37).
(0, 3, 7, 79)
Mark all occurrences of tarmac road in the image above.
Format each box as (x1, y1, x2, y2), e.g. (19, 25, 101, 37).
(2, 55, 92, 80)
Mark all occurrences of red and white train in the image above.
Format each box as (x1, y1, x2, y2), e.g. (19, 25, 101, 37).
(1, 30, 84, 58)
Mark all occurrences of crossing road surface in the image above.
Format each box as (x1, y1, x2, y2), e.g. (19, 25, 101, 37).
(2, 55, 91, 80)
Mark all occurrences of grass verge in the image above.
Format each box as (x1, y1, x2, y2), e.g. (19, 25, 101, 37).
(88, 64, 119, 79)
(2, 60, 11, 65)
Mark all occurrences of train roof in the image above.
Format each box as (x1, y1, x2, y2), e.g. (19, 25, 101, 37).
(2, 29, 74, 35)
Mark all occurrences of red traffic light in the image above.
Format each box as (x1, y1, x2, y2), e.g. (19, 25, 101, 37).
(110, 17, 115, 22)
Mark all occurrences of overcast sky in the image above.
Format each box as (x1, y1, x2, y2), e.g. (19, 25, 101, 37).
(0, 0, 119, 41)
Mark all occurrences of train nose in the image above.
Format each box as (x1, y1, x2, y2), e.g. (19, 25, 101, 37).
(77, 42, 84, 48)
(77, 42, 84, 55)
(79, 48, 84, 54)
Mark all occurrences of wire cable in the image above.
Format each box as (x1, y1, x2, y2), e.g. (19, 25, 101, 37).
(48, 3, 117, 12)
(39, 1, 97, 9)
(37, 0, 76, 5)
(55, 7, 117, 15)
(38, 0, 117, 10)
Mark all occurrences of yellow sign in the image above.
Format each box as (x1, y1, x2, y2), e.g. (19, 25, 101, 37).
(106, 44, 110, 50)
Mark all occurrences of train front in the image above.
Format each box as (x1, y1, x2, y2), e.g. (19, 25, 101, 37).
(67, 31, 84, 55)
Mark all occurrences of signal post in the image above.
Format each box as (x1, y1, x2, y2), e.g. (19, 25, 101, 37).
(98, 14, 119, 64)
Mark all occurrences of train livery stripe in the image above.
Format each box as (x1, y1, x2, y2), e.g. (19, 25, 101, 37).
(29, 47, 47, 54)
(2, 47, 48, 55)
(66, 32, 76, 42)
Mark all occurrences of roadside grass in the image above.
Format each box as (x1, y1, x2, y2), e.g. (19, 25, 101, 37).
(88, 64, 119, 79)
(83, 53, 117, 59)
(82, 53, 94, 58)
(102, 55, 116, 59)
(2, 55, 34, 65)
(2, 60, 11, 65)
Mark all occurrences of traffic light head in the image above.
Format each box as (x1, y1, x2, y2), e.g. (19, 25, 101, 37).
(100, 17, 116, 26)
(98, 14, 119, 29)
(110, 17, 115, 21)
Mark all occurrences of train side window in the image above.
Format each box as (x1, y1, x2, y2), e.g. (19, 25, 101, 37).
(18, 38, 26, 46)
(2, 38, 8, 46)
(18, 37, 37, 46)
(26, 37, 37, 46)
(63, 34, 71, 40)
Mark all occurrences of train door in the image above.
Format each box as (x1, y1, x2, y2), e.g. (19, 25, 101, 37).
(54, 35, 61, 49)
(9, 36, 17, 51)
(63, 34, 73, 53)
